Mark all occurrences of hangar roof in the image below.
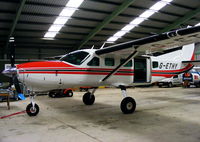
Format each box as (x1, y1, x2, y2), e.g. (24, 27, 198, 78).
(0, 0, 200, 59)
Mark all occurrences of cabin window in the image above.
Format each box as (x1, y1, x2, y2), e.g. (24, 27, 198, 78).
(60, 51, 89, 65)
(120, 59, 132, 67)
(152, 61, 158, 68)
(173, 75, 178, 78)
(105, 58, 115, 66)
(87, 57, 100, 66)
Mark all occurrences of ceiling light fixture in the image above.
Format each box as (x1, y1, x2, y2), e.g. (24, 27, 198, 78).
(43, 0, 84, 39)
(9, 37, 15, 42)
(195, 23, 200, 26)
(107, 0, 173, 42)
(53, 17, 70, 25)
(44, 32, 57, 38)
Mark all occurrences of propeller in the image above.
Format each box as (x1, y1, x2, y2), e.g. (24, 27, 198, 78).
(2, 42, 25, 100)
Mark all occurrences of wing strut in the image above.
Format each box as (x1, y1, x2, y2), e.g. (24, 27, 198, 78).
(100, 50, 139, 82)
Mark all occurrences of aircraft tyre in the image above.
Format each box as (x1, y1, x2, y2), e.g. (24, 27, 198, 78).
(83, 92, 95, 105)
(120, 97, 136, 114)
(168, 82, 172, 88)
(26, 103, 40, 116)
(49, 92, 57, 98)
(66, 90, 73, 97)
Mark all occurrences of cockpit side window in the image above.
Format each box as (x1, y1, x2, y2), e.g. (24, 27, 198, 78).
(87, 57, 100, 66)
(152, 61, 158, 68)
(105, 58, 115, 66)
(60, 51, 89, 65)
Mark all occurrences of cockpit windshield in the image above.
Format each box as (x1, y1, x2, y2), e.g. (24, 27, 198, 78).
(60, 51, 89, 65)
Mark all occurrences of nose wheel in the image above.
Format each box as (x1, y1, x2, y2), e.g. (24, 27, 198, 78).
(26, 103, 40, 116)
(26, 91, 40, 116)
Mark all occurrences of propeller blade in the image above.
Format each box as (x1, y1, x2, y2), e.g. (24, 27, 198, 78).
(2, 43, 26, 100)
(13, 75, 21, 93)
(2, 68, 25, 100)
(13, 75, 25, 100)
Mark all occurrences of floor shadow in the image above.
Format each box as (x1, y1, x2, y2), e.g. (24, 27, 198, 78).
(40, 93, 200, 142)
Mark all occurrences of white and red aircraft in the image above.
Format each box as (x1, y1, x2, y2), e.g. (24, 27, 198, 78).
(2, 26, 200, 116)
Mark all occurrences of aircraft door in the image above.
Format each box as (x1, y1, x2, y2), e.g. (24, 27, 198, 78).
(134, 58, 151, 83)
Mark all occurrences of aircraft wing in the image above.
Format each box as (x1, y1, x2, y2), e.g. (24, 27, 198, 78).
(95, 26, 200, 56)
(182, 60, 200, 66)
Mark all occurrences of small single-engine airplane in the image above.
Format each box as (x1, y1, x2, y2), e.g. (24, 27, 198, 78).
(2, 26, 200, 116)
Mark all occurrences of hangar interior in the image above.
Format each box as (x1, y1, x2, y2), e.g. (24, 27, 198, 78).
(0, 0, 200, 59)
(0, 0, 200, 81)
(0, 0, 200, 142)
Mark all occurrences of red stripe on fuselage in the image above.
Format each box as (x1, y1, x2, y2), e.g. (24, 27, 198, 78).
(152, 74, 174, 78)
(16, 61, 134, 72)
(17, 61, 193, 77)
(191, 52, 195, 61)
(17, 61, 74, 69)
(18, 67, 134, 72)
(19, 71, 134, 76)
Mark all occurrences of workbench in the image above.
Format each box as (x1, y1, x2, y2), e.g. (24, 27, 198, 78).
(0, 93, 10, 110)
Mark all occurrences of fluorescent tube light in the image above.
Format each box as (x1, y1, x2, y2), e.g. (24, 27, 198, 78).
(114, 31, 127, 37)
(195, 23, 200, 26)
(42, 37, 55, 40)
(139, 10, 156, 18)
(106, 0, 173, 42)
(162, 0, 173, 2)
(130, 17, 146, 25)
(107, 37, 119, 42)
(121, 24, 136, 31)
(44, 0, 85, 39)
(67, 0, 84, 8)
(53, 17, 70, 25)
(59, 8, 76, 17)
(9, 37, 15, 42)
(48, 25, 63, 32)
(44, 32, 57, 38)
(150, 1, 168, 11)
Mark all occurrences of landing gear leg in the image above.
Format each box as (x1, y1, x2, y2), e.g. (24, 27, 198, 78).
(82, 87, 97, 105)
(26, 90, 40, 116)
(119, 85, 136, 114)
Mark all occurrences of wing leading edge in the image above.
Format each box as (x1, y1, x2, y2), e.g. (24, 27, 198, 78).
(95, 26, 200, 56)
(182, 60, 200, 66)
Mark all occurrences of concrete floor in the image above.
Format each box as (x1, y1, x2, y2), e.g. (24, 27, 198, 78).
(1, 87, 200, 142)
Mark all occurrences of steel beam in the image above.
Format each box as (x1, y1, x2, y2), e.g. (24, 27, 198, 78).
(158, 7, 200, 33)
(4, 0, 27, 58)
(77, 0, 136, 50)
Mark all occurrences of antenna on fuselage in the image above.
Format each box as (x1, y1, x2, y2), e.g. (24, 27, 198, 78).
(91, 45, 95, 49)
(100, 42, 106, 49)
(100, 41, 114, 49)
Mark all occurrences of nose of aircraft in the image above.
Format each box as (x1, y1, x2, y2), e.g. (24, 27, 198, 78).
(2, 67, 17, 77)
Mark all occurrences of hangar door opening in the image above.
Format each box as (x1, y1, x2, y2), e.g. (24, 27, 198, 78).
(134, 58, 151, 83)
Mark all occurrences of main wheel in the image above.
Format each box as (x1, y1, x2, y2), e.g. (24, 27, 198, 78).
(82, 92, 95, 105)
(66, 90, 73, 97)
(168, 82, 172, 88)
(120, 97, 136, 114)
(49, 91, 57, 98)
(26, 103, 40, 116)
